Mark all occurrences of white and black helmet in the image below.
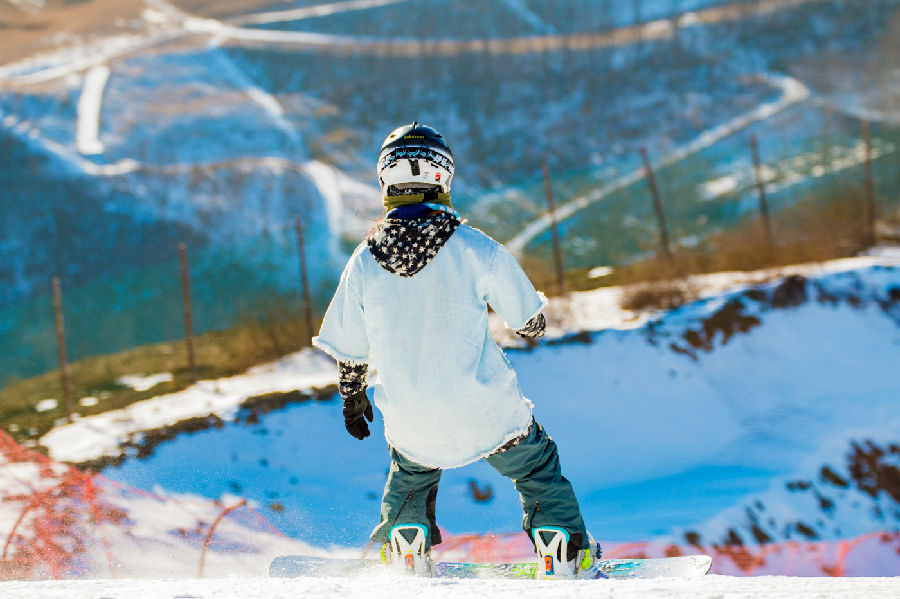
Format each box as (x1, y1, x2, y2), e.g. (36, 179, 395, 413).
(377, 122, 454, 195)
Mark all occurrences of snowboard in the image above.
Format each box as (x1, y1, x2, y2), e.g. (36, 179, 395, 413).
(269, 554, 712, 580)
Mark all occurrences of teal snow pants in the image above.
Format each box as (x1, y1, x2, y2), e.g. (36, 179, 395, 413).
(370, 419, 588, 551)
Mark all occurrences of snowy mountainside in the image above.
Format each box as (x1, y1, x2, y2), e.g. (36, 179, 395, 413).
(683, 436, 900, 548)
(509, 260, 900, 547)
(29, 254, 900, 562)
(1, 0, 898, 384)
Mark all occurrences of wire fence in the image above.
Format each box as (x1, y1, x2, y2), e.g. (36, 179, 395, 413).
(0, 116, 897, 454)
(46, 120, 900, 397)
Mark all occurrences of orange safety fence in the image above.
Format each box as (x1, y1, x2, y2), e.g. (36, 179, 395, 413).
(0, 429, 287, 580)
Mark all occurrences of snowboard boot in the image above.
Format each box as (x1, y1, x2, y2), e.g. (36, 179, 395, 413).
(382, 524, 433, 577)
(532, 527, 602, 580)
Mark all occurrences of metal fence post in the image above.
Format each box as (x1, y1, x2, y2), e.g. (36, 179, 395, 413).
(178, 243, 198, 383)
(639, 147, 673, 260)
(541, 162, 566, 294)
(862, 120, 876, 246)
(750, 134, 774, 250)
(51, 277, 74, 422)
(294, 217, 315, 343)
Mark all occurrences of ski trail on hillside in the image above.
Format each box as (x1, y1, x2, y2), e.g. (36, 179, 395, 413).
(143, 1, 377, 240)
(199, 35, 356, 243)
(811, 97, 900, 126)
(201, 0, 832, 55)
(0, 101, 356, 182)
(202, 40, 352, 238)
(698, 140, 897, 201)
(0, 104, 328, 179)
(75, 65, 110, 155)
(0, 1, 309, 178)
(505, 73, 810, 256)
(303, 161, 348, 247)
(0, 28, 186, 87)
(0, 0, 400, 89)
(498, 0, 557, 35)
(0, 0, 834, 86)
(144, 0, 379, 50)
(0, 106, 141, 176)
(204, 45, 301, 150)
(227, 0, 403, 27)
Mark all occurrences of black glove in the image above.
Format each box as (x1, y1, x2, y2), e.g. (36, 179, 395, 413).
(342, 389, 374, 440)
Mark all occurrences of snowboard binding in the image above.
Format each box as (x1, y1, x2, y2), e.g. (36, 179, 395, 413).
(384, 524, 432, 577)
(532, 527, 602, 580)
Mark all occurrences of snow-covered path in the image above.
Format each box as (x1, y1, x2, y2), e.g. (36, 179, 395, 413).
(226, 0, 404, 27)
(75, 65, 110, 155)
(195, 0, 835, 56)
(1, 574, 898, 599)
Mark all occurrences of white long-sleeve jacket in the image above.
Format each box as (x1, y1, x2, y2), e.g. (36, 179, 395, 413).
(313, 218, 546, 468)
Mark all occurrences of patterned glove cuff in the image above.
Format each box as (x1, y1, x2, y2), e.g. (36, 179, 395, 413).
(339, 361, 368, 399)
(515, 312, 546, 339)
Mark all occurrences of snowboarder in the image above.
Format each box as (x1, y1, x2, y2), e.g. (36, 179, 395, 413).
(313, 122, 595, 578)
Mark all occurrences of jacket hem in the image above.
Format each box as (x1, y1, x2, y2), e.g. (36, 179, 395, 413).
(311, 336, 369, 366)
(384, 408, 534, 470)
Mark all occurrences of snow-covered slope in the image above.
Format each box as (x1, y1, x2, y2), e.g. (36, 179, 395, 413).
(26, 253, 899, 566)
(510, 257, 900, 548)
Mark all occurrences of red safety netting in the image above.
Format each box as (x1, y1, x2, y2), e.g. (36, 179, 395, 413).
(0, 430, 293, 581)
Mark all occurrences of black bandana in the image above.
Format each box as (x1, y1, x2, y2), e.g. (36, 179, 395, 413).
(366, 211, 461, 277)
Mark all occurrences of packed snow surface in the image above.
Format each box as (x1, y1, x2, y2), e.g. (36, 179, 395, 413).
(1, 574, 898, 599)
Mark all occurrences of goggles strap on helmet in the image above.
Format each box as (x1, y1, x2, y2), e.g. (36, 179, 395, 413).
(383, 191, 452, 212)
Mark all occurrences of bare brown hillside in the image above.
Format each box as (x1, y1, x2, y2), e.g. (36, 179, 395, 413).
(0, 0, 280, 63)
(0, 0, 144, 63)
